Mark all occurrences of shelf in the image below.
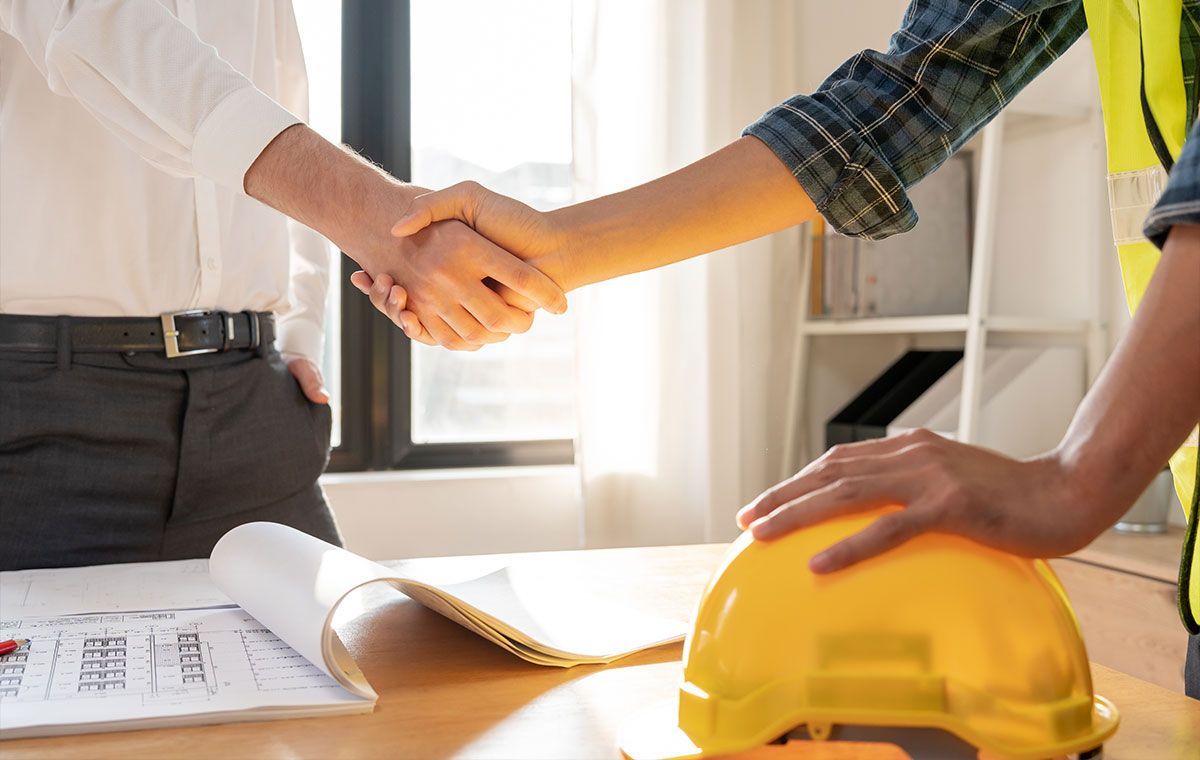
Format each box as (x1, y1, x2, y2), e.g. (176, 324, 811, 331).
(800, 314, 1091, 336)
(988, 315, 1091, 335)
(801, 314, 967, 335)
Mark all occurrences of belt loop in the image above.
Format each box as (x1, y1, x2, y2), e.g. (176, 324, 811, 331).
(245, 311, 265, 357)
(56, 315, 72, 371)
(221, 311, 234, 352)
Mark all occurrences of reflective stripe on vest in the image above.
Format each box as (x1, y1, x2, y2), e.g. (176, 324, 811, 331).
(1083, 0, 1199, 634)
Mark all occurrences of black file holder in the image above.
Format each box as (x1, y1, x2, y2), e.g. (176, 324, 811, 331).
(825, 350, 964, 449)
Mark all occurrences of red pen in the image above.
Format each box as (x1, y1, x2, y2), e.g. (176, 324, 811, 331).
(0, 639, 29, 656)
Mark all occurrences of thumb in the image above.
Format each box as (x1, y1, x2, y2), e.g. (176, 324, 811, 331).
(285, 355, 330, 404)
(391, 181, 482, 237)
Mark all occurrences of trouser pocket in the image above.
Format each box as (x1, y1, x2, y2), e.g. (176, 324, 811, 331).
(168, 350, 331, 525)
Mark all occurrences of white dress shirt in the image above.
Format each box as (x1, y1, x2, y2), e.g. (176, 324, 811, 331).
(0, 0, 330, 361)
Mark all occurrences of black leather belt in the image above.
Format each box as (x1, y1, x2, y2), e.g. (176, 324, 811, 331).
(0, 311, 275, 357)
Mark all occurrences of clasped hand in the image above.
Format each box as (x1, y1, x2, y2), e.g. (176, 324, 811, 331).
(352, 181, 571, 350)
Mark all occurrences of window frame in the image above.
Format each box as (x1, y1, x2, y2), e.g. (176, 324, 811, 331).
(329, 0, 575, 472)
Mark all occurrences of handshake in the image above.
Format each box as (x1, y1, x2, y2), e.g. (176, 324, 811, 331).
(250, 124, 786, 357)
(348, 181, 576, 352)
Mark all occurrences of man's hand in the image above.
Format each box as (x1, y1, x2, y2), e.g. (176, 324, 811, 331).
(380, 217, 563, 350)
(364, 181, 575, 347)
(284, 353, 330, 404)
(391, 180, 574, 291)
(347, 270, 436, 345)
(244, 125, 567, 351)
(735, 430, 1106, 574)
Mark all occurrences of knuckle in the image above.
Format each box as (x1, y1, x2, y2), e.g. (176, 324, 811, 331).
(753, 495, 778, 516)
(904, 428, 938, 446)
(879, 515, 911, 542)
(462, 326, 488, 344)
(813, 460, 841, 484)
(509, 267, 533, 292)
(826, 443, 852, 460)
(830, 478, 859, 501)
(481, 312, 508, 332)
(769, 504, 798, 527)
(908, 441, 945, 462)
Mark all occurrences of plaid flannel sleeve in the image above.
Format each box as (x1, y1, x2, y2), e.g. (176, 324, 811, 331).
(1145, 119, 1200, 248)
(746, 0, 1086, 240)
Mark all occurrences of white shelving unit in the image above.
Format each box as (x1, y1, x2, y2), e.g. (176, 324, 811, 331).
(781, 87, 1109, 475)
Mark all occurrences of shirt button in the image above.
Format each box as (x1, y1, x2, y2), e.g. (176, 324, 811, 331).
(206, 258, 218, 271)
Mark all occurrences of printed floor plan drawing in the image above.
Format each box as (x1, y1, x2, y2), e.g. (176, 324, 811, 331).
(0, 606, 365, 736)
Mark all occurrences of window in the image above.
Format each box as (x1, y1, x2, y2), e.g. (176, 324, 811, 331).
(294, 0, 577, 470)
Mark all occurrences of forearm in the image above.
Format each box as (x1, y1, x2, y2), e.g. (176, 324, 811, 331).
(549, 136, 817, 290)
(245, 124, 420, 272)
(1055, 224, 1200, 536)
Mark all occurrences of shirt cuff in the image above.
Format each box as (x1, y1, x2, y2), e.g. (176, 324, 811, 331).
(1143, 199, 1200, 248)
(275, 316, 325, 364)
(744, 98, 917, 240)
(193, 86, 302, 193)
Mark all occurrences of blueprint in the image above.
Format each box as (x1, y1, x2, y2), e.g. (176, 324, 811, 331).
(0, 595, 369, 737)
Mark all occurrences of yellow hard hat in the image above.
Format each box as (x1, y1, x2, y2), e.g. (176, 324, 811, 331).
(620, 507, 1119, 760)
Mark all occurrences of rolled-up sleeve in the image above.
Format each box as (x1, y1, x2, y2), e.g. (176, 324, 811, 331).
(745, 0, 1085, 239)
(0, 0, 300, 192)
(1144, 120, 1200, 248)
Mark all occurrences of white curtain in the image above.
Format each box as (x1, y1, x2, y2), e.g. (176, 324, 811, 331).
(570, 0, 806, 548)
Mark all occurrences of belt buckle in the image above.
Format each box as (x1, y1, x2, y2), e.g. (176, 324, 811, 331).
(160, 309, 220, 359)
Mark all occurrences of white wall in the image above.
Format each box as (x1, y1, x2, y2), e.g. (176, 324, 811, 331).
(322, 467, 582, 560)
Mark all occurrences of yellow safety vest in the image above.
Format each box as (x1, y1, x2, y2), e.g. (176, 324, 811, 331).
(1082, 0, 1199, 633)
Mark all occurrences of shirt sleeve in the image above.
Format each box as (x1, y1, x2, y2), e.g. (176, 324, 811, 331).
(745, 0, 1085, 239)
(1144, 119, 1200, 248)
(271, 0, 331, 363)
(0, 0, 300, 192)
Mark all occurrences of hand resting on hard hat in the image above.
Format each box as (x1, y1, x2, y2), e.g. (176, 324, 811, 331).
(735, 428, 1113, 575)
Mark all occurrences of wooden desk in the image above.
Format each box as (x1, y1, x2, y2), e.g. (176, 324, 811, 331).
(1050, 527, 1187, 691)
(4, 544, 1198, 759)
